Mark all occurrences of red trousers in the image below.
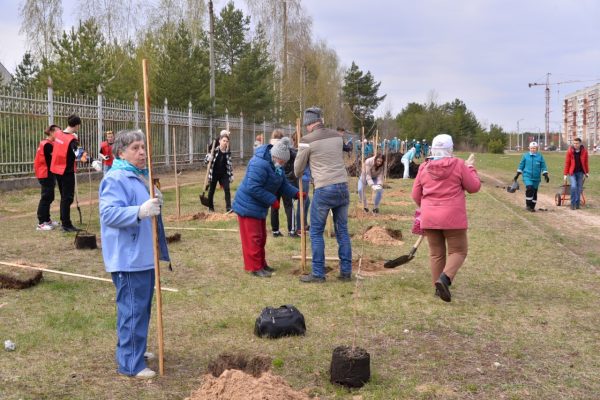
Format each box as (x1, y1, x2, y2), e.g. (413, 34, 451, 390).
(237, 215, 267, 272)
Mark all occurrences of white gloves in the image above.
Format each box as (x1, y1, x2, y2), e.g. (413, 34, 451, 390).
(138, 198, 161, 219)
(465, 153, 475, 167)
(563, 175, 568, 181)
(91, 160, 102, 172)
(371, 184, 383, 191)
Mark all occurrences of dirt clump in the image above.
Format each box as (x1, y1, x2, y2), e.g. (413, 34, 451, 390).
(187, 369, 313, 400)
(208, 353, 271, 378)
(166, 233, 181, 243)
(353, 258, 405, 277)
(361, 226, 403, 246)
(0, 265, 43, 289)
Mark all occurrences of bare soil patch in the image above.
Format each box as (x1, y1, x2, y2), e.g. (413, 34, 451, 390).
(187, 369, 312, 400)
(0, 265, 42, 289)
(348, 209, 412, 221)
(360, 226, 403, 246)
(165, 212, 236, 222)
(353, 258, 405, 277)
(207, 353, 271, 378)
(381, 200, 412, 207)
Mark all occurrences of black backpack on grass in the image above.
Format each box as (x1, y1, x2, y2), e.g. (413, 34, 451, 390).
(254, 305, 306, 339)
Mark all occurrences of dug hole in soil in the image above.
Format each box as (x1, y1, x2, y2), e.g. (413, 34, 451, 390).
(0, 265, 42, 289)
(187, 352, 313, 400)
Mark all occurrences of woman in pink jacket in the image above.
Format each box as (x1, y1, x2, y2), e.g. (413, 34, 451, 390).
(411, 134, 481, 302)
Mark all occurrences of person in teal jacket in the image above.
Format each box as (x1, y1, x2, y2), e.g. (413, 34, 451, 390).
(514, 141, 549, 212)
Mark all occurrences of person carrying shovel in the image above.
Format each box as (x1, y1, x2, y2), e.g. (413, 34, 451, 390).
(411, 133, 480, 302)
(204, 130, 233, 212)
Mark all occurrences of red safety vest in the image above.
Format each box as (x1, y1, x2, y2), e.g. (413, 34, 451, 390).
(50, 130, 76, 175)
(100, 141, 114, 166)
(34, 139, 53, 179)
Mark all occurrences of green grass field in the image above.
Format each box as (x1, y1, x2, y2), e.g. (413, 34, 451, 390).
(0, 152, 598, 399)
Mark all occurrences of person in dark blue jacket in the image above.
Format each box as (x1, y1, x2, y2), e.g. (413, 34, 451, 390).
(232, 137, 301, 277)
(514, 141, 549, 212)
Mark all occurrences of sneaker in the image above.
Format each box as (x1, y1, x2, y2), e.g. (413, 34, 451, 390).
(251, 268, 272, 278)
(48, 220, 60, 227)
(570, 204, 576, 210)
(288, 231, 300, 238)
(372, 208, 379, 214)
(144, 352, 156, 360)
(363, 208, 369, 213)
(272, 231, 283, 237)
(36, 222, 54, 231)
(435, 273, 452, 302)
(337, 274, 352, 282)
(134, 368, 156, 379)
(299, 274, 326, 283)
(62, 225, 82, 232)
(263, 265, 276, 272)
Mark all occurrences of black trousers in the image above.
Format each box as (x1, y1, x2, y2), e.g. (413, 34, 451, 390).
(525, 185, 538, 209)
(207, 174, 231, 211)
(270, 194, 294, 232)
(37, 175, 56, 224)
(56, 172, 76, 227)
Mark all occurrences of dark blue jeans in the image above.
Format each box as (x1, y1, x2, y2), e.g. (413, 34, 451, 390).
(309, 183, 352, 278)
(111, 269, 154, 375)
(569, 172, 584, 206)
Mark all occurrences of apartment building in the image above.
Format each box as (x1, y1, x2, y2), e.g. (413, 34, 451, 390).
(563, 83, 600, 148)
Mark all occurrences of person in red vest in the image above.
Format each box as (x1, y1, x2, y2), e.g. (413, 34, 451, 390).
(99, 130, 115, 174)
(34, 124, 61, 231)
(50, 114, 83, 232)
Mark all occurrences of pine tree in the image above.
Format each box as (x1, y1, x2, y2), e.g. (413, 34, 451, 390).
(11, 52, 40, 92)
(342, 62, 386, 135)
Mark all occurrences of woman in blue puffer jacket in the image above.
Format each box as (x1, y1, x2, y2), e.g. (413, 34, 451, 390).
(514, 141, 549, 212)
(233, 137, 300, 277)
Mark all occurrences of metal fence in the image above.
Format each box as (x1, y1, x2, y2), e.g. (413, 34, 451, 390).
(0, 85, 294, 177)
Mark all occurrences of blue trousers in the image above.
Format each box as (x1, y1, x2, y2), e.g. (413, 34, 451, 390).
(357, 178, 383, 209)
(111, 270, 154, 375)
(310, 183, 352, 278)
(569, 172, 584, 206)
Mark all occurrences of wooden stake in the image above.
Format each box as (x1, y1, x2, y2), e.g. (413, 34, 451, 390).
(374, 129, 379, 157)
(173, 128, 180, 219)
(359, 126, 365, 209)
(0, 261, 178, 292)
(296, 118, 307, 274)
(142, 59, 165, 376)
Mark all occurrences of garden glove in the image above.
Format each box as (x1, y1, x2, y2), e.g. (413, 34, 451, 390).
(272, 199, 280, 210)
(154, 187, 163, 205)
(372, 184, 383, 191)
(465, 153, 475, 167)
(91, 160, 102, 172)
(563, 175, 568, 182)
(513, 172, 521, 181)
(543, 173, 549, 183)
(138, 198, 161, 219)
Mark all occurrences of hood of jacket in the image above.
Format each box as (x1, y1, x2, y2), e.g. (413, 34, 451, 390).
(422, 157, 457, 180)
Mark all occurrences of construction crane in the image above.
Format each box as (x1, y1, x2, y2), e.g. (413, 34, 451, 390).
(528, 73, 598, 148)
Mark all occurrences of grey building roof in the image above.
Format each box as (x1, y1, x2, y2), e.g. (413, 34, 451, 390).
(0, 62, 13, 85)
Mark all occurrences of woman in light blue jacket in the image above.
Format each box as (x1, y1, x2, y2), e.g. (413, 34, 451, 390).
(99, 129, 170, 379)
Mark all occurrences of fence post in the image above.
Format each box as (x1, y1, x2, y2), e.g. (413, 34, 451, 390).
(288, 122, 292, 137)
(253, 119, 256, 150)
(240, 112, 244, 161)
(97, 85, 104, 155)
(188, 101, 193, 164)
(134, 92, 139, 129)
(164, 98, 170, 166)
(47, 76, 54, 126)
(263, 118, 266, 137)
(225, 108, 230, 131)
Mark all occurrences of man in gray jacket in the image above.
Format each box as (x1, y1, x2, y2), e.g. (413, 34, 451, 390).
(294, 107, 352, 282)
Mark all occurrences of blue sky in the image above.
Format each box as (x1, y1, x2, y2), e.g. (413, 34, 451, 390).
(2, 0, 600, 133)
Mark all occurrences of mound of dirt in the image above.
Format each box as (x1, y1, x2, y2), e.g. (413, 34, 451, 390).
(187, 370, 312, 400)
(361, 226, 403, 246)
(208, 353, 271, 378)
(348, 209, 412, 221)
(0, 265, 43, 289)
(165, 212, 236, 222)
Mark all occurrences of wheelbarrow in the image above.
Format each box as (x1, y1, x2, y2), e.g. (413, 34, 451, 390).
(555, 177, 586, 206)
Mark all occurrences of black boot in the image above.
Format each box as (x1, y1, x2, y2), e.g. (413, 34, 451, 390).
(435, 272, 452, 302)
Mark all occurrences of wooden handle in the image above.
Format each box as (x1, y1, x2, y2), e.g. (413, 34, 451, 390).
(142, 59, 165, 377)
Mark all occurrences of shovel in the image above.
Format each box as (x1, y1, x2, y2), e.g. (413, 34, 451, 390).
(384, 235, 424, 268)
(74, 172, 83, 225)
(199, 139, 218, 207)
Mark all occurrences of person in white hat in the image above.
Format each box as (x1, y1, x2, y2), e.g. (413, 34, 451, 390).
(513, 141, 549, 212)
(411, 133, 480, 302)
